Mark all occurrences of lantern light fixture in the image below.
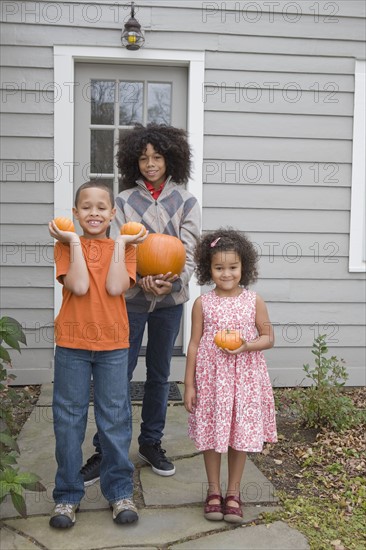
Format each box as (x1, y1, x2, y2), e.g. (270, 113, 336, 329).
(121, 2, 145, 50)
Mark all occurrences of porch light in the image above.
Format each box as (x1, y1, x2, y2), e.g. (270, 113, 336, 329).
(121, 2, 145, 50)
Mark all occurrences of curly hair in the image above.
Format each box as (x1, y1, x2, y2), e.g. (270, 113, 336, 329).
(194, 228, 258, 287)
(117, 123, 191, 190)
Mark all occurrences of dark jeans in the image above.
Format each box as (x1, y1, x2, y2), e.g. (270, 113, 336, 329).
(93, 304, 183, 452)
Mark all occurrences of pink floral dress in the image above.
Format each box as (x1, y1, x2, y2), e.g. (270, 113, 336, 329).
(188, 289, 277, 453)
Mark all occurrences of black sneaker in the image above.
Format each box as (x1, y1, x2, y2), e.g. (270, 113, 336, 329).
(80, 453, 102, 486)
(138, 442, 176, 476)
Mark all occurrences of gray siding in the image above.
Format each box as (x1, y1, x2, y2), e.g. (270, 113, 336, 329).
(1, 41, 55, 382)
(1, 1, 365, 385)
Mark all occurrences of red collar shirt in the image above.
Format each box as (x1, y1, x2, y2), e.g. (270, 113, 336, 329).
(145, 180, 165, 200)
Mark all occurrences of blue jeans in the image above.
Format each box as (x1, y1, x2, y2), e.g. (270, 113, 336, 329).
(53, 346, 133, 504)
(93, 304, 183, 451)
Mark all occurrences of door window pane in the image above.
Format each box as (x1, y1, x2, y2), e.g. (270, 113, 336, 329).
(91, 130, 114, 174)
(119, 82, 143, 125)
(91, 80, 115, 125)
(89, 177, 114, 189)
(148, 83, 172, 124)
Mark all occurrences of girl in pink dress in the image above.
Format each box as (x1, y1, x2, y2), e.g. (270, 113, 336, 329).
(184, 229, 277, 523)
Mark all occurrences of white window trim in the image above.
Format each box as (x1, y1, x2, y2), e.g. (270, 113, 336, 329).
(54, 46, 204, 352)
(349, 59, 366, 272)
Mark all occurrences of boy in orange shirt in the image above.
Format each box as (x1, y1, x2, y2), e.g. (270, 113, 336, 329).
(48, 181, 146, 529)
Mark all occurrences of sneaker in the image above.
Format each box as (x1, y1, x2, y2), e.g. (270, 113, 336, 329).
(111, 498, 139, 524)
(80, 453, 102, 486)
(49, 503, 79, 529)
(138, 442, 176, 476)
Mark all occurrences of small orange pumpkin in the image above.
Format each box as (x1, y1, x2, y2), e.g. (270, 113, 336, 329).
(214, 329, 243, 351)
(120, 222, 147, 236)
(136, 233, 186, 276)
(54, 217, 75, 232)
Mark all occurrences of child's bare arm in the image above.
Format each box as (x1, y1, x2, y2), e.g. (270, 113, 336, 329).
(184, 298, 203, 412)
(224, 295, 274, 355)
(247, 295, 274, 351)
(49, 221, 89, 295)
(253, 294, 274, 349)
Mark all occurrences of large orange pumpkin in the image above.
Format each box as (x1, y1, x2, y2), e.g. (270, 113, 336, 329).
(54, 217, 75, 232)
(120, 222, 146, 236)
(214, 329, 243, 351)
(136, 233, 186, 276)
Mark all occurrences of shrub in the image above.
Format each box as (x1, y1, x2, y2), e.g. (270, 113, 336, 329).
(0, 316, 45, 517)
(292, 334, 362, 432)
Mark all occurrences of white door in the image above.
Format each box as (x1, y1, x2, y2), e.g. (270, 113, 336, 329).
(74, 63, 187, 196)
(74, 63, 188, 353)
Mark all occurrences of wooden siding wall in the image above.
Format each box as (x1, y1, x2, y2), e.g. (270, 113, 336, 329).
(1, 1, 365, 385)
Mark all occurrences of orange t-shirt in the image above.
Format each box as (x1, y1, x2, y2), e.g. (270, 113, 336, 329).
(54, 237, 136, 351)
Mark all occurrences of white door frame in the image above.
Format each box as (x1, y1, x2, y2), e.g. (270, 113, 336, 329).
(53, 45, 204, 353)
(349, 59, 366, 273)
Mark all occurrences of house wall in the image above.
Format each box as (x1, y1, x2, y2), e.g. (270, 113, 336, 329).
(1, 1, 365, 385)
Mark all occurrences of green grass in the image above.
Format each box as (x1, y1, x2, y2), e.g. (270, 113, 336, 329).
(262, 488, 366, 550)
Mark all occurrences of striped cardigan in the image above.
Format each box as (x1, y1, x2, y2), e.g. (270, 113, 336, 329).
(111, 177, 201, 313)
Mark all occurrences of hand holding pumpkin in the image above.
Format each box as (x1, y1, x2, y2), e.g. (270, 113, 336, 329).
(53, 217, 75, 232)
(214, 329, 246, 354)
(120, 222, 147, 236)
(118, 223, 148, 245)
(49, 217, 79, 243)
(139, 272, 178, 296)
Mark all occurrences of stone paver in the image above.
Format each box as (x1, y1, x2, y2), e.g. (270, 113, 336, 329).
(2, 506, 279, 550)
(171, 520, 310, 549)
(0, 383, 309, 550)
(141, 454, 277, 506)
(0, 526, 40, 549)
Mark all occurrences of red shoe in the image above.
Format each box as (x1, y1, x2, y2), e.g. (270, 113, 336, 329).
(204, 493, 224, 521)
(223, 494, 243, 523)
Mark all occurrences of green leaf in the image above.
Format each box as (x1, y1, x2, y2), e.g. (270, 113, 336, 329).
(1, 334, 21, 353)
(0, 432, 20, 452)
(15, 472, 41, 485)
(0, 467, 18, 483)
(0, 317, 27, 346)
(22, 480, 46, 492)
(14, 471, 46, 492)
(0, 452, 17, 466)
(9, 482, 23, 496)
(10, 490, 27, 518)
(0, 479, 10, 499)
(0, 347, 11, 364)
